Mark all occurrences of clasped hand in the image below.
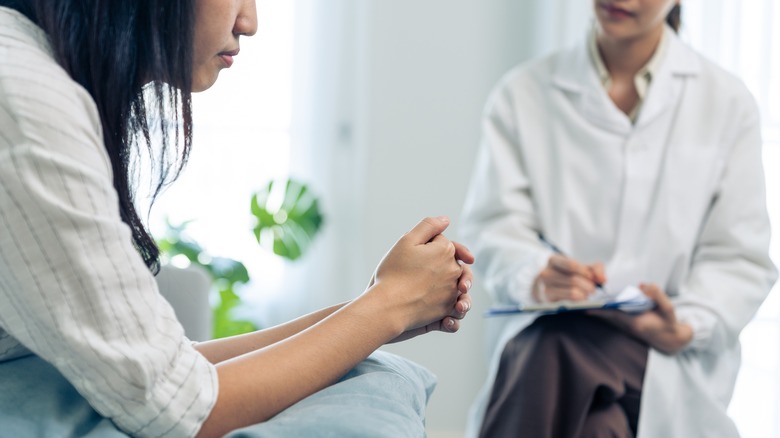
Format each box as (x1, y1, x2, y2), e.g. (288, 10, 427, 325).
(367, 216, 474, 343)
(534, 254, 693, 354)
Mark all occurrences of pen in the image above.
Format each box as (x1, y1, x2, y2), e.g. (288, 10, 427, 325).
(537, 232, 565, 254)
(537, 232, 605, 290)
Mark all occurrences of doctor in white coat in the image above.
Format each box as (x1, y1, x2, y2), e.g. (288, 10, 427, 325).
(461, 0, 777, 436)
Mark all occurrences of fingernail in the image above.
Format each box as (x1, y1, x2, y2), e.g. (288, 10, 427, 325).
(465, 280, 472, 291)
(463, 301, 470, 312)
(437, 215, 450, 223)
(447, 318, 455, 328)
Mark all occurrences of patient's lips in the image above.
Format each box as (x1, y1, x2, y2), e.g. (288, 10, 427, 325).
(219, 48, 239, 68)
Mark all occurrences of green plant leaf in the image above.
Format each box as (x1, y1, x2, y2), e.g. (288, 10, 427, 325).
(207, 257, 250, 285)
(212, 287, 257, 339)
(251, 178, 324, 261)
(156, 219, 256, 339)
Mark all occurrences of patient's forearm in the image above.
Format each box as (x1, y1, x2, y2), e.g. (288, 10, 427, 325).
(194, 301, 350, 364)
(194, 217, 471, 437)
(195, 292, 403, 438)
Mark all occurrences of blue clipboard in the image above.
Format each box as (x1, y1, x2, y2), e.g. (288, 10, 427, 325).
(485, 287, 656, 317)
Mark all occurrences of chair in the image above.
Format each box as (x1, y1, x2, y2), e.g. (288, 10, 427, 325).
(155, 264, 212, 342)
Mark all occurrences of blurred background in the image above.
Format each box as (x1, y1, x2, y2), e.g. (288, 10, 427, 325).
(147, 1, 780, 436)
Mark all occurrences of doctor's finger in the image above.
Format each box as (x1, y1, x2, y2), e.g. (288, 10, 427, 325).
(544, 285, 589, 302)
(588, 262, 607, 285)
(544, 272, 599, 295)
(549, 254, 593, 278)
(640, 284, 675, 321)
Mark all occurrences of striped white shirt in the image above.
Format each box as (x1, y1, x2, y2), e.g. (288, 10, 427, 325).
(0, 7, 218, 437)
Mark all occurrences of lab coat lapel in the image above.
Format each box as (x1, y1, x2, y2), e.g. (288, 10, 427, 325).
(552, 28, 701, 135)
(635, 28, 701, 130)
(551, 40, 632, 135)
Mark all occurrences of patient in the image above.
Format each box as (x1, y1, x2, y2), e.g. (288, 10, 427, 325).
(0, 1, 473, 437)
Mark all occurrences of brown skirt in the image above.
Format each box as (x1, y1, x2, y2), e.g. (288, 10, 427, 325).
(479, 312, 649, 438)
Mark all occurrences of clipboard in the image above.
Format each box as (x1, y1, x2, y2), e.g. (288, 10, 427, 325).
(485, 286, 656, 317)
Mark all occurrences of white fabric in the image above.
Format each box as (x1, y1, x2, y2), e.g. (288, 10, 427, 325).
(461, 26, 777, 437)
(0, 7, 218, 437)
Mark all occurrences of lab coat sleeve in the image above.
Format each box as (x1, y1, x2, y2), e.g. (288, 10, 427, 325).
(673, 90, 777, 352)
(460, 82, 552, 307)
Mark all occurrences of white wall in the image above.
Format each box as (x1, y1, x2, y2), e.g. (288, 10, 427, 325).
(311, 1, 590, 434)
(352, 2, 531, 434)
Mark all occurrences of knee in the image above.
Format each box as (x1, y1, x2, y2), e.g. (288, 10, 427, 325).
(502, 316, 576, 357)
(580, 404, 632, 438)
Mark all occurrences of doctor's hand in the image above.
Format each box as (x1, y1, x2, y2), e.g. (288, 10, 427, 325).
(532, 254, 605, 302)
(587, 283, 693, 355)
(365, 216, 475, 343)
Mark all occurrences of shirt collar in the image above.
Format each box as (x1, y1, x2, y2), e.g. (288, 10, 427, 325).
(588, 25, 669, 100)
(588, 26, 670, 122)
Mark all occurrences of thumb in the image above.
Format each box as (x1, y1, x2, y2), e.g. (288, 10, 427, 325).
(639, 283, 674, 318)
(404, 216, 450, 245)
(638, 283, 663, 302)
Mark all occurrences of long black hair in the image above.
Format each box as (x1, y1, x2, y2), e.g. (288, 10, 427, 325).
(1, 0, 195, 272)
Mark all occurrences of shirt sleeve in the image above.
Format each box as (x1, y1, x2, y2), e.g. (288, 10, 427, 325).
(460, 78, 552, 307)
(673, 85, 777, 353)
(0, 43, 218, 437)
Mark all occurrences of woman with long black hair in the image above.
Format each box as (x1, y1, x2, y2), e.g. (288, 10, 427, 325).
(0, 1, 474, 436)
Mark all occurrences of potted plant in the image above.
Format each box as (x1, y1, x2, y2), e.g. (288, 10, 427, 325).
(157, 177, 324, 339)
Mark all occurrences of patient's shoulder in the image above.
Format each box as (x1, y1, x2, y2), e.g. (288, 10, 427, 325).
(0, 30, 104, 162)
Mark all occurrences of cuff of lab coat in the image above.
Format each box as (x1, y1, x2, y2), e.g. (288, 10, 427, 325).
(505, 250, 553, 306)
(675, 306, 719, 352)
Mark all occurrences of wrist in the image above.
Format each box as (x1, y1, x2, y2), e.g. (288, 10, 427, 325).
(676, 322, 694, 348)
(352, 284, 408, 340)
(654, 322, 694, 355)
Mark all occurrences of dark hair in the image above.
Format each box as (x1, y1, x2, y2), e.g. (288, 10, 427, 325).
(666, 4, 681, 33)
(2, 0, 195, 272)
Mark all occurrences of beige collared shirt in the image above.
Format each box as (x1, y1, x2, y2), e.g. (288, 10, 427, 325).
(588, 27, 668, 122)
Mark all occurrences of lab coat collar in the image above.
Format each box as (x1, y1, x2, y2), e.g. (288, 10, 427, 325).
(552, 26, 701, 134)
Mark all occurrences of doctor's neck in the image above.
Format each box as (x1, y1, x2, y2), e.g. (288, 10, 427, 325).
(596, 23, 664, 79)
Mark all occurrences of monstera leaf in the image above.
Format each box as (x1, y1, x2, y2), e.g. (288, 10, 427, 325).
(251, 178, 324, 260)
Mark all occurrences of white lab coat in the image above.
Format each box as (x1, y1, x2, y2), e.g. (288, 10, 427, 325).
(461, 26, 777, 437)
